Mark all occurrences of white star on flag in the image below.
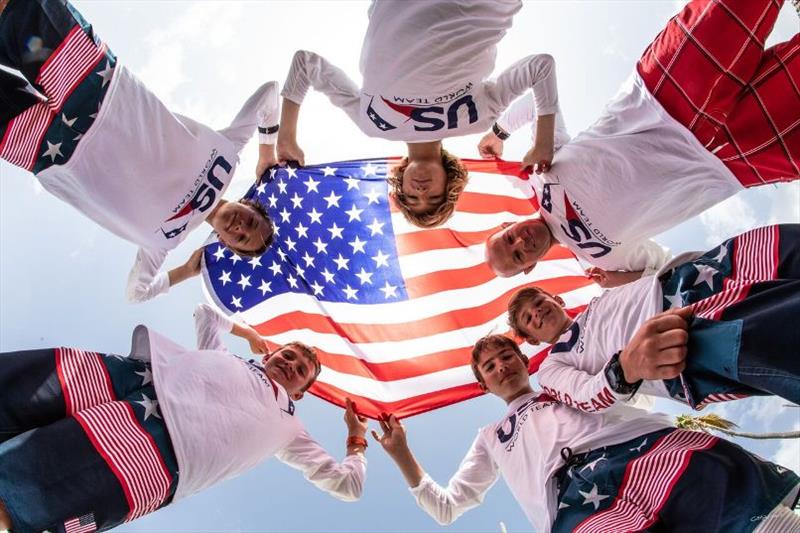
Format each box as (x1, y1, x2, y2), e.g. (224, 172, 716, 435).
(322, 166, 337, 176)
(219, 271, 232, 286)
(258, 280, 272, 295)
(136, 395, 161, 420)
(135, 367, 153, 386)
(304, 176, 320, 193)
(693, 264, 717, 290)
(579, 484, 610, 510)
(42, 141, 63, 162)
(307, 207, 323, 224)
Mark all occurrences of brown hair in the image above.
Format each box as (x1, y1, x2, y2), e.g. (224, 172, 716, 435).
(282, 341, 322, 393)
(227, 198, 274, 258)
(506, 286, 559, 340)
(470, 334, 529, 387)
(388, 148, 469, 228)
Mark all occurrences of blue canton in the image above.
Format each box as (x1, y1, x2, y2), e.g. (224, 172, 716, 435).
(204, 159, 408, 313)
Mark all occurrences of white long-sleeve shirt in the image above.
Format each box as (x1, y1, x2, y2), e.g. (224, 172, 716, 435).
(128, 304, 365, 502)
(497, 71, 744, 273)
(410, 392, 672, 531)
(538, 252, 705, 412)
(281, 1, 561, 142)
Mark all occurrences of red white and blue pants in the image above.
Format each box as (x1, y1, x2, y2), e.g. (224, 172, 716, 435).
(638, 0, 799, 186)
(552, 428, 800, 533)
(0, 348, 178, 533)
(659, 224, 800, 408)
(0, 0, 116, 174)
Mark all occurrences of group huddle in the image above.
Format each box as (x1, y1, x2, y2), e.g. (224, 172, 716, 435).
(1, 0, 799, 532)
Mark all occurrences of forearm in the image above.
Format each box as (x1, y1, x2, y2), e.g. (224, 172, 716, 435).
(604, 270, 645, 288)
(388, 446, 425, 489)
(279, 99, 300, 141)
(167, 264, 195, 288)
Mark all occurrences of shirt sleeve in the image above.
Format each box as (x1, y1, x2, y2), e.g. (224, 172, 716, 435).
(495, 94, 571, 149)
(218, 80, 280, 151)
(193, 303, 236, 352)
(408, 433, 500, 525)
(486, 54, 559, 120)
(275, 430, 366, 502)
(625, 240, 672, 275)
(281, 50, 362, 126)
(538, 351, 629, 414)
(126, 247, 170, 303)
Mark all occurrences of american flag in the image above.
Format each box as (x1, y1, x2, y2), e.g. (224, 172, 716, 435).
(201, 158, 598, 419)
(64, 512, 97, 533)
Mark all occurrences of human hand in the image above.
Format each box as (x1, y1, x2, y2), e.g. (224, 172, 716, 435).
(344, 398, 368, 438)
(183, 248, 205, 277)
(586, 268, 644, 289)
(586, 267, 609, 287)
(521, 141, 554, 174)
(619, 307, 693, 383)
(371, 413, 409, 457)
(277, 136, 305, 167)
(478, 131, 504, 159)
(245, 329, 269, 355)
(256, 143, 277, 181)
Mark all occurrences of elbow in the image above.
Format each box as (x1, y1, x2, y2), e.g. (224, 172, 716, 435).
(432, 510, 457, 526)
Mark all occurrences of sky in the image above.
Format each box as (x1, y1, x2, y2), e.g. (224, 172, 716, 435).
(1, 1, 799, 531)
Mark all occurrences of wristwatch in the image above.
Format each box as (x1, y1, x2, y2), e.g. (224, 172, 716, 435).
(604, 351, 642, 396)
(492, 122, 510, 140)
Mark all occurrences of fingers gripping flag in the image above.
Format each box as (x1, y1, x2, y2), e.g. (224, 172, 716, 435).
(201, 158, 599, 419)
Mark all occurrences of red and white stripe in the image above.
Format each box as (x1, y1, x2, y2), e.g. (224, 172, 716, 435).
(0, 25, 106, 170)
(227, 159, 600, 419)
(55, 347, 115, 415)
(692, 225, 779, 320)
(695, 392, 750, 410)
(574, 430, 718, 533)
(729, 224, 779, 281)
(74, 402, 173, 521)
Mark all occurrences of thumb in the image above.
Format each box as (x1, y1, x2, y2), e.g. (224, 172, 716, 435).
(666, 305, 694, 321)
(371, 430, 381, 442)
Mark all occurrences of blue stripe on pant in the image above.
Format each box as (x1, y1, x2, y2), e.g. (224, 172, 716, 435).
(660, 224, 800, 407)
(552, 428, 800, 533)
(0, 348, 178, 532)
(0, 0, 116, 171)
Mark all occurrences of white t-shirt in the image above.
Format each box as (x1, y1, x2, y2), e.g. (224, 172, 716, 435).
(410, 391, 672, 531)
(37, 66, 279, 251)
(281, 1, 563, 142)
(129, 304, 365, 501)
(497, 72, 743, 272)
(537, 252, 704, 411)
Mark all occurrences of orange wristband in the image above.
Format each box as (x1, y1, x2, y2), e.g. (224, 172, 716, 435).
(346, 435, 368, 449)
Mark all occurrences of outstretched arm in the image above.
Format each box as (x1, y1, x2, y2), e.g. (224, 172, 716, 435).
(373, 414, 498, 525)
(276, 399, 369, 502)
(279, 50, 362, 165)
(127, 247, 207, 304)
(193, 302, 267, 354)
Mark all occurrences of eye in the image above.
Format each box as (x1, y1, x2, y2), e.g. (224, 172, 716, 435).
(283, 351, 295, 360)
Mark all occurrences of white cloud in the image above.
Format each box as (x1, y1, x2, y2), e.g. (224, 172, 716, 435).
(699, 194, 759, 246)
(773, 419, 800, 473)
(768, 182, 800, 225)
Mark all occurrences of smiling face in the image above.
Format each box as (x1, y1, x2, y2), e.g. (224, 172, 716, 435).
(509, 289, 572, 345)
(399, 159, 448, 215)
(473, 338, 533, 404)
(485, 218, 554, 277)
(213, 200, 273, 256)
(262, 344, 318, 400)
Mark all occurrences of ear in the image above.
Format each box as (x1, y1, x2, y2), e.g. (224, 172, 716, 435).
(555, 295, 566, 307)
(478, 382, 488, 392)
(290, 391, 304, 401)
(522, 264, 534, 275)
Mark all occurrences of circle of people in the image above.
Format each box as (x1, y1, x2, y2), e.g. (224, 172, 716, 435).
(1, 0, 799, 531)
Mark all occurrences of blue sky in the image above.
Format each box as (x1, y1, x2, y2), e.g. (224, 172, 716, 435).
(1, 1, 798, 531)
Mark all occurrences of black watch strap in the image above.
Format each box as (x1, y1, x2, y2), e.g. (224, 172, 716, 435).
(604, 351, 642, 396)
(492, 122, 510, 140)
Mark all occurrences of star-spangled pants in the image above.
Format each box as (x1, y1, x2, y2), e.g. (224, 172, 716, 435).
(658, 224, 800, 409)
(0, 348, 178, 533)
(551, 427, 800, 533)
(638, 0, 800, 186)
(0, 0, 116, 173)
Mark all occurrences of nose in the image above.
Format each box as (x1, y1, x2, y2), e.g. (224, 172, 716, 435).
(412, 179, 430, 192)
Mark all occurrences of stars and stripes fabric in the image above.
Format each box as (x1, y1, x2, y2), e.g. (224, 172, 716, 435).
(201, 158, 598, 419)
(0, 347, 178, 531)
(637, 0, 799, 187)
(63, 512, 97, 533)
(0, 0, 116, 173)
(659, 224, 800, 408)
(552, 428, 800, 533)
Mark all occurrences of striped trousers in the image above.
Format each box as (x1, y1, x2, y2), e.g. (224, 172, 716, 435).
(552, 428, 800, 532)
(660, 224, 800, 408)
(0, 348, 178, 533)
